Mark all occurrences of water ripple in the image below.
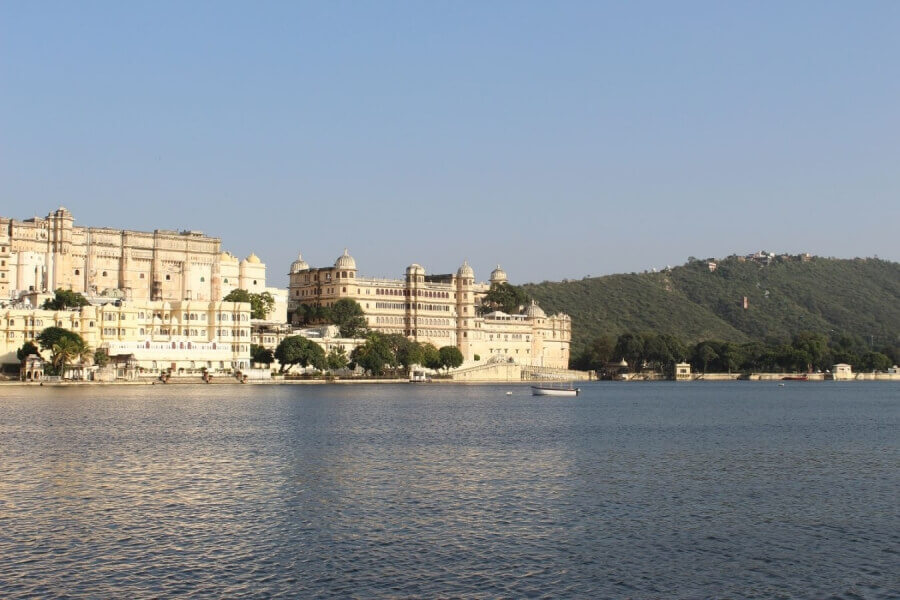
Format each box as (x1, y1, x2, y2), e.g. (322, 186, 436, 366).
(0, 382, 897, 598)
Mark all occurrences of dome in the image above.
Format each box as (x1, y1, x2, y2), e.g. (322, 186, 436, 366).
(406, 263, 425, 275)
(290, 252, 309, 273)
(244, 252, 261, 264)
(456, 260, 474, 278)
(524, 300, 546, 319)
(334, 248, 357, 270)
(220, 251, 238, 262)
(490, 264, 508, 283)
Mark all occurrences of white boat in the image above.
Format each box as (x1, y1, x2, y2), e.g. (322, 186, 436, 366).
(531, 384, 580, 397)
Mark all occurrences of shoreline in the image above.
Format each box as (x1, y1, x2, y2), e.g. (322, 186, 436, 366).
(2, 377, 898, 387)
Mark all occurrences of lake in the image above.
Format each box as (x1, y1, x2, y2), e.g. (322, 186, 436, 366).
(0, 382, 897, 598)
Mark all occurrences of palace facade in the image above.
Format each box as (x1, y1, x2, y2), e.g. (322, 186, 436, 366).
(1, 300, 252, 375)
(0, 208, 268, 302)
(287, 250, 571, 368)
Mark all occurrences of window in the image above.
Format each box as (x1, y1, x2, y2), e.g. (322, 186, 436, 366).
(253, 280, 257, 285)
(102, 271, 108, 277)
(140, 273, 145, 279)
(200, 277, 205, 282)
(165, 275, 171, 281)
(74, 269, 79, 275)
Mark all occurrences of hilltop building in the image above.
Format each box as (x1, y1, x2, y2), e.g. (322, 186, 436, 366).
(0, 208, 271, 304)
(287, 250, 571, 368)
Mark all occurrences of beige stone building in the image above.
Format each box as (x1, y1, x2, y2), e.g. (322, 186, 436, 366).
(1, 300, 251, 375)
(287, 250, 571, 368)
(0, 207, 269, 303)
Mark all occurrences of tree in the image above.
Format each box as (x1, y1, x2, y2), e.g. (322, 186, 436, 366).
(294, 304, 333, 326)
(774, 344, 810, 372)
(42, 288, 89, 310)
(739, 341, 767, 371)
(350, 333, 397, 376)
(17, 341, 39, 362)
(859, 351, 892, 372)
(717, 342, 744, 373)
(691, 342, 718, 373)
(615, 333, 645, 372)
(792, 332, 830, 371)
(331, 299, 368, 338)
(305, 342, 327, 371)
(421, 343, 441, 370)
(50, 336, 91, 377)
(394, 340, 425, 371)
(438, 346, 464, 372)
(380, 334, 426, 373)
(571, 334, 617, 372)
(250, 344, 274, 366)
(877, 344, 900, 366)
(642, 334, 672, 373)
(274, 336, 325, 372)
(93, 348, 110, 368)
(37, 327, 85, 352)
(223, 289, 275, 320)
(478, 282, 530, 315)
(326, 347, 349, 371)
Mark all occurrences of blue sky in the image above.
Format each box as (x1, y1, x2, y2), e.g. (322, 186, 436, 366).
(2, 1, 898, 285)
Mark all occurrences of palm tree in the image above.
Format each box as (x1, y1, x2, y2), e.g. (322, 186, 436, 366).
(51, 337, 80, 377)
(76, 342, 94, 366)
(51, 337, 93, 379)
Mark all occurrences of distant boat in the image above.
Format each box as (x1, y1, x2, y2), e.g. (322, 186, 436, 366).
(782, 375, 809, 381)
(531, 383, 580, 397)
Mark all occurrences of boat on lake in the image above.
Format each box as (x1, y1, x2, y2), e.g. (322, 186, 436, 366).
(531, 383, 580, 397)
(782, 375, 809, 381)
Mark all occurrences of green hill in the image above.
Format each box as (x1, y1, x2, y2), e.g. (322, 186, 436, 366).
(523, 256, 900, 356)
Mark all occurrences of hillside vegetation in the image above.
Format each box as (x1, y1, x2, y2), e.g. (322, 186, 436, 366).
(523, 257, 900, 356)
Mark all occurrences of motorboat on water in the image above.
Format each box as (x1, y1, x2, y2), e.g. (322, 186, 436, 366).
(531, 383, 581, 397)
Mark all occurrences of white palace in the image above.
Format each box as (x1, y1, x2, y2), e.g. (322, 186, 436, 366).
(0, 207, 268, 302)
(287, 250, 572, 369)
(0, 208, 271, 376)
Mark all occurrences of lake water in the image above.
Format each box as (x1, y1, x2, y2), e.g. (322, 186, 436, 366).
(0, 382, 897, 599)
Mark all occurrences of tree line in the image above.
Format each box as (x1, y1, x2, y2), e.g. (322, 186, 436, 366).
(572, 331, 900, 376)
(265, 332, 463, 377)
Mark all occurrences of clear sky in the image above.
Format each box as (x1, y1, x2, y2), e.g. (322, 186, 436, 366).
(2, 1, 898, 286)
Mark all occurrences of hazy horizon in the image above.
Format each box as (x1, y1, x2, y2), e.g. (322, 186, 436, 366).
(3, 2, 898, 286)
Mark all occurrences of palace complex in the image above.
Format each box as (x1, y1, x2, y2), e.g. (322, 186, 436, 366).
(287, 250, 572, 369)
(0, 208, 576, 379)
(0, 207, 268, 302)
